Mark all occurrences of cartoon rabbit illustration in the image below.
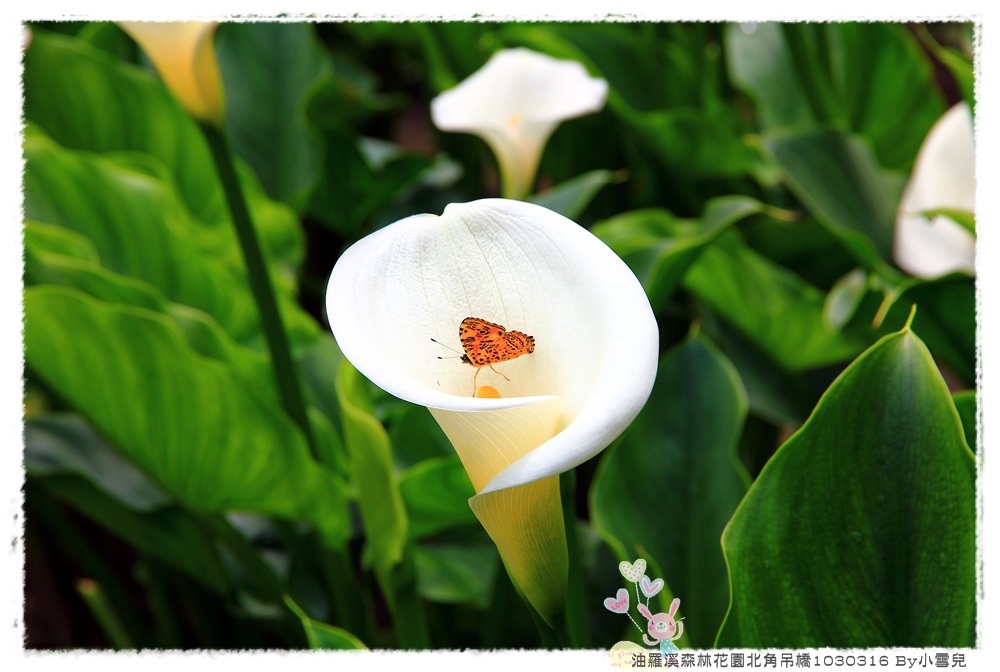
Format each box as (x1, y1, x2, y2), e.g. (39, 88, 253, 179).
(637, 597, 684, 654)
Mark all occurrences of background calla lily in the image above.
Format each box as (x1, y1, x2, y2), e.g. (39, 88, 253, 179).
(326, 198, 657, 621)
(893, 102, 975, 278)
(120, 21, 225, 125)
(431, 48, 608, 201)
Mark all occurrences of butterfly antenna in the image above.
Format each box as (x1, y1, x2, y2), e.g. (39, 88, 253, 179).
(430, 337, 464, 359)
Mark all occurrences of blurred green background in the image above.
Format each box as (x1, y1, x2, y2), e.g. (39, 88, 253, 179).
(22, 21, 976, 650)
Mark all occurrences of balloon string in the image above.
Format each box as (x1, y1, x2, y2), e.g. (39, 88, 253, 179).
(625, 610, 643, 635)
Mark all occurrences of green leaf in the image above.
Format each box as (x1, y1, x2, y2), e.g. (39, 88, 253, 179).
(335, 361, 408, 582)
(413, 540, 499, 608)
(386, 401, 458, 470)
(502, 23, 696, 112)
(23, 131, 317, 348)
(728, 23, 945, 171)
(763, 130, 906, 275)
(829, 23, 945, 170)
(24, 287, 350, 549)
(216, 23, 328, 209)
(24, 219, 282, 404)
(876, 274, 976, 385)
(718, 325, 976, 647)
(26, 414, 168, 510)
(706, 320, 817, 427)
(592, 196, 767, 309)
(22, 32, 311, 310)
(622, 106, 756, 180)
(591, 333, 749, 648)
(399, 457, 477, 539)
(26, 417, 232, 594)
(529, 169, 618, 220)
(725, 23, 816, 130)
(824, 269, 869, 331)
(24, 31, 220, 221)
(914, 25, 975, 108)
(296, 336, 349, 476)
(953, 391, 977, 454)
(283, 595, 367, 650)
(306, 123, 435, 238)
(684, 229, 870, 371)
(919, 208, 976, 236)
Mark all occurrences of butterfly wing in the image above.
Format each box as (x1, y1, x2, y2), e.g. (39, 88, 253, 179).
(460, 317, 535, 366)
(460, 317, 505, 366)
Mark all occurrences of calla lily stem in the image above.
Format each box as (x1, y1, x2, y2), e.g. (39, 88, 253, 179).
(561, 469, 590, 647)
(199, 122, 316, 456)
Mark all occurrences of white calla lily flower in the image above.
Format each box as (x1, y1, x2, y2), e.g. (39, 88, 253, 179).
(326, 198, 656, 620)
(120, 21, 225, 125)
(431, 48, 608, 200)
(894, 102, 975, 278)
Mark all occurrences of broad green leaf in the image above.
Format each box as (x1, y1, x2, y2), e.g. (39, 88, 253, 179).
(413, 540, 499, 608)
(304, 61, 406, 127)
(876, 274, 976, 385)
(502, 23, 696, 112)
(76, 21, 132, 57)
(592, 196, 766, 309)
(386, 401, 456, 470)
(725, 23, 815, 130)
(707, 321, 818, 427)
(718, 324, 976, 647)
(529, 169, 618, 220)
(728, 23, 944, 171)
(296, 335, 349, 476)
(23, 32, 310, 299)
(953, 391, 977, 454)
(26, 415, 169, 511)
(411, 22, 494, 92)
(399, 457, 477, 539)
(24, 129, 318, 350)
(305, 122, 435, 238)
(216, 23, 327, 208)
(24, 287, 350, 549)
(335, 361, 408, 582)
(763, 130, 906, 275)
(283, 595, 367, 650)
(591, 334, 749, 648)
(684, 229, 870, 371)
(741, 215, 859, 290)
(24, 220, 279, 403)
(829, 23, 945, 170)
(621, 106, 756, 180)
(24, 31, 220, 220)
(26, 416, 231, 593)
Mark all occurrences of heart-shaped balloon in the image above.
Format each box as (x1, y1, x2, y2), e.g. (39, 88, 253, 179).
(603, 588, 630, 614)
(619, 558, 647, 583)
(640, 575, 664, 598)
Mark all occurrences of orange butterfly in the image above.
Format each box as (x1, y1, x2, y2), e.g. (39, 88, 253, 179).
(433, 317, 535, 395)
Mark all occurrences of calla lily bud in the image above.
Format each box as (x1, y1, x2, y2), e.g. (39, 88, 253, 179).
(120, 21, 225, 125)
(431, 48, 608, 200)
(326, 199, 657, 621)
(894, 102, 975, 278)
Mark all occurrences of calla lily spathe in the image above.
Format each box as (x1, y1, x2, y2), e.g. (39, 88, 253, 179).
(894, 102, 975, 279)
(326, 199, 657, 620)
(431, 48, 608, 200)
(119, 21, 225, 125)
